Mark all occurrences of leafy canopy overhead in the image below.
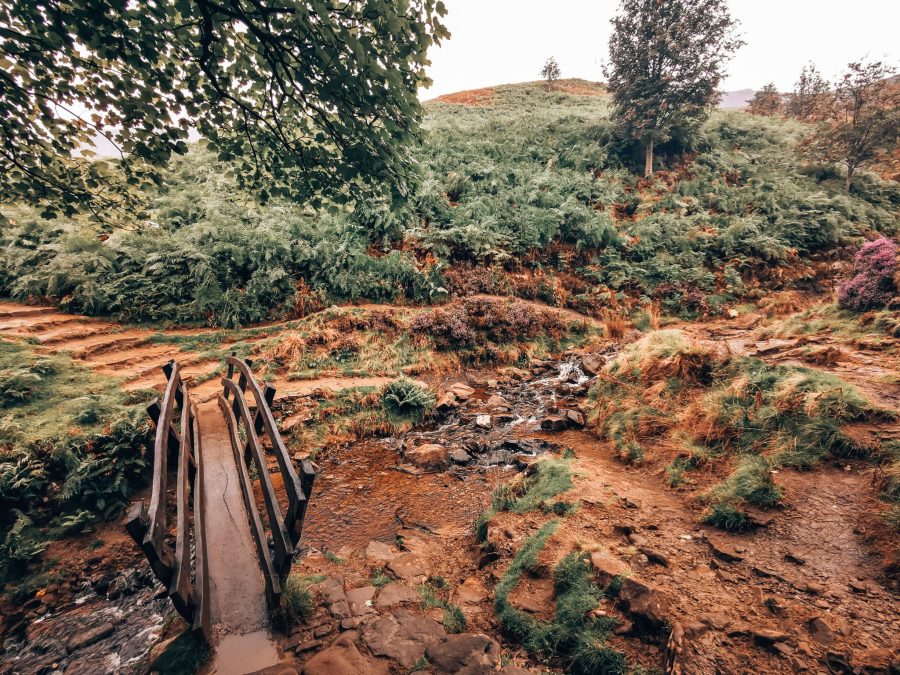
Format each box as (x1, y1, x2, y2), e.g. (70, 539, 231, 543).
(604, 0, 743, 175)
(0, 0, 449, 220)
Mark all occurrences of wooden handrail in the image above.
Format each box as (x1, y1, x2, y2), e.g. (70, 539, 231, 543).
(190, 401, 211, 642)
(221, 378, 293, 570)
(220, 355, 316, 599)
(218, 394, 282, 607)
(125, 361, 209, 643)
(224, 356, 308, 546)
(169, 381, 194, 620)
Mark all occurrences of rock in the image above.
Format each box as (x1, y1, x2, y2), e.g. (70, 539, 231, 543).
(345, 586, 376, 616)
(376, 583, 420, 607)
(449, 383, 475, 400)
(365, 540, 398, 562)
(590, 550, 629, 587)
(581, 354, 603, 376)
(486, 395, 510, 410)
(291, 638, 323, 653)
(425, 633, 502, 673)
(808, 616, 835, 645)
(314, 624, 334, 638)
(617, 578, 669, 630)
(784, 550, 806, 565)
(406, 443, 450, 471)
(707, 536, 744, 563)
(302, 633, 389, 675)
(314, 577, 351, 619)
(340, 617, 361, 630)
(248, 666, 298, 675)
(362, 608, 447, 668)
(540, 415, 568, 431)
(852, 647, 897, 673)
(475, 414, 492, 430)
(639, 547, 670, 567)
(564, 409, 585, 428)
(386, 553, 427, 581)
(449, 448, 473, 464)
(148, 635, 178, 669)
(665, 621, 685, 675)
(65, 622, 115, 653)
(454, 577, 488, 605)
(436, 393, 460, 413)
(752, 628, 789, 644)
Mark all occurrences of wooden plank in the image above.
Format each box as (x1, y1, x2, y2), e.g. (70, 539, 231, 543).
(168, 381, 195, 622)
(218, 395, 282, 608)
(225, 357, 307, 547)
(221, 378, 293, 571)
(142, 362, 181, 584)
(191, 402, 212, 643)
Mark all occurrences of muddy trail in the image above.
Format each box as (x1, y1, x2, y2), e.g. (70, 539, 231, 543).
(2, 298, 898, 674)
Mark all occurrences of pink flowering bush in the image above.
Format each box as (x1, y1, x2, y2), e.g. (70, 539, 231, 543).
(838, 238, 897, 311)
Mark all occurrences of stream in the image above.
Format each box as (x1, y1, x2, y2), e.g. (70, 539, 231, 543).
(0, 353, 602, 674)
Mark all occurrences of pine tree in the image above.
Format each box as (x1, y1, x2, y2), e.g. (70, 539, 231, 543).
(748, 83, 783, 116)
(541, 57, 561, 92)
(604, 0, 743, 177)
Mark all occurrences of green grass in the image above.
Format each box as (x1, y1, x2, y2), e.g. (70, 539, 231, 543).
(476, 458, 574, 544)
(417, 579, 467, 634)
(493, 523, 626, 674)
(0, 340, 131, 443)
(273, 573, 324, 631)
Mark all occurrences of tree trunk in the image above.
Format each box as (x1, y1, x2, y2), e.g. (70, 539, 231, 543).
(644, 140, 654, 178)
(844, 167, 853, 193)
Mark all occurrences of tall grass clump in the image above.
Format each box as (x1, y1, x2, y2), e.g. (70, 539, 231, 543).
(476, 458, 573, 544)
(494, 528, 626, 674)
(702, 455, 781, 530)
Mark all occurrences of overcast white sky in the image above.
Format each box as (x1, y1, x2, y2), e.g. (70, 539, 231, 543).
(422, 0, 899, 99)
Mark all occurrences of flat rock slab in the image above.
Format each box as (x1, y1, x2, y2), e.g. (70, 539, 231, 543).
(313, 576, 351, 619)
(454, 577, 488, 605)
(362, 608, 446, 668)
(302, 634, 389, 675)
(425, 634, 502, 673)
(66, 622, 115, 653)
(386, 553, 427, 581)
(345, 586, 376, 616)
(365, 540, 398, 563)
(375, 583, 420, 607)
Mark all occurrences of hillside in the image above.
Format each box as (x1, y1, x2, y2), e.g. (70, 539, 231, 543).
(1, 80, 898, 674)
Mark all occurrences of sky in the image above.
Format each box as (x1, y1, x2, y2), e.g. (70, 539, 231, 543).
(422, 0, 900, 99)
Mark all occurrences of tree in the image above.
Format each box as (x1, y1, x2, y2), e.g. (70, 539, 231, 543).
(604, 0, 743, 177)
(802, 61, 899, 192)
(0, 0, 449, 221)
(747, 83, 783, 116)
(784, 63, 830, 121)
(541, 57, 561, 92)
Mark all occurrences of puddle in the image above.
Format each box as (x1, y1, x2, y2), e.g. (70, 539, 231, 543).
(204, 630, 282, 675)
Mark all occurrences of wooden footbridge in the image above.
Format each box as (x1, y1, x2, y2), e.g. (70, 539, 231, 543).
(125, 355, 316, 649)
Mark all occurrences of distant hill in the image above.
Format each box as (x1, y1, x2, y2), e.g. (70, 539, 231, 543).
(718, 88, 755, 109)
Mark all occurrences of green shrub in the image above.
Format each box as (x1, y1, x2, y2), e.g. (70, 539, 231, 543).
(381, 379, 435, 424)
(273, 573, 322, 630)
